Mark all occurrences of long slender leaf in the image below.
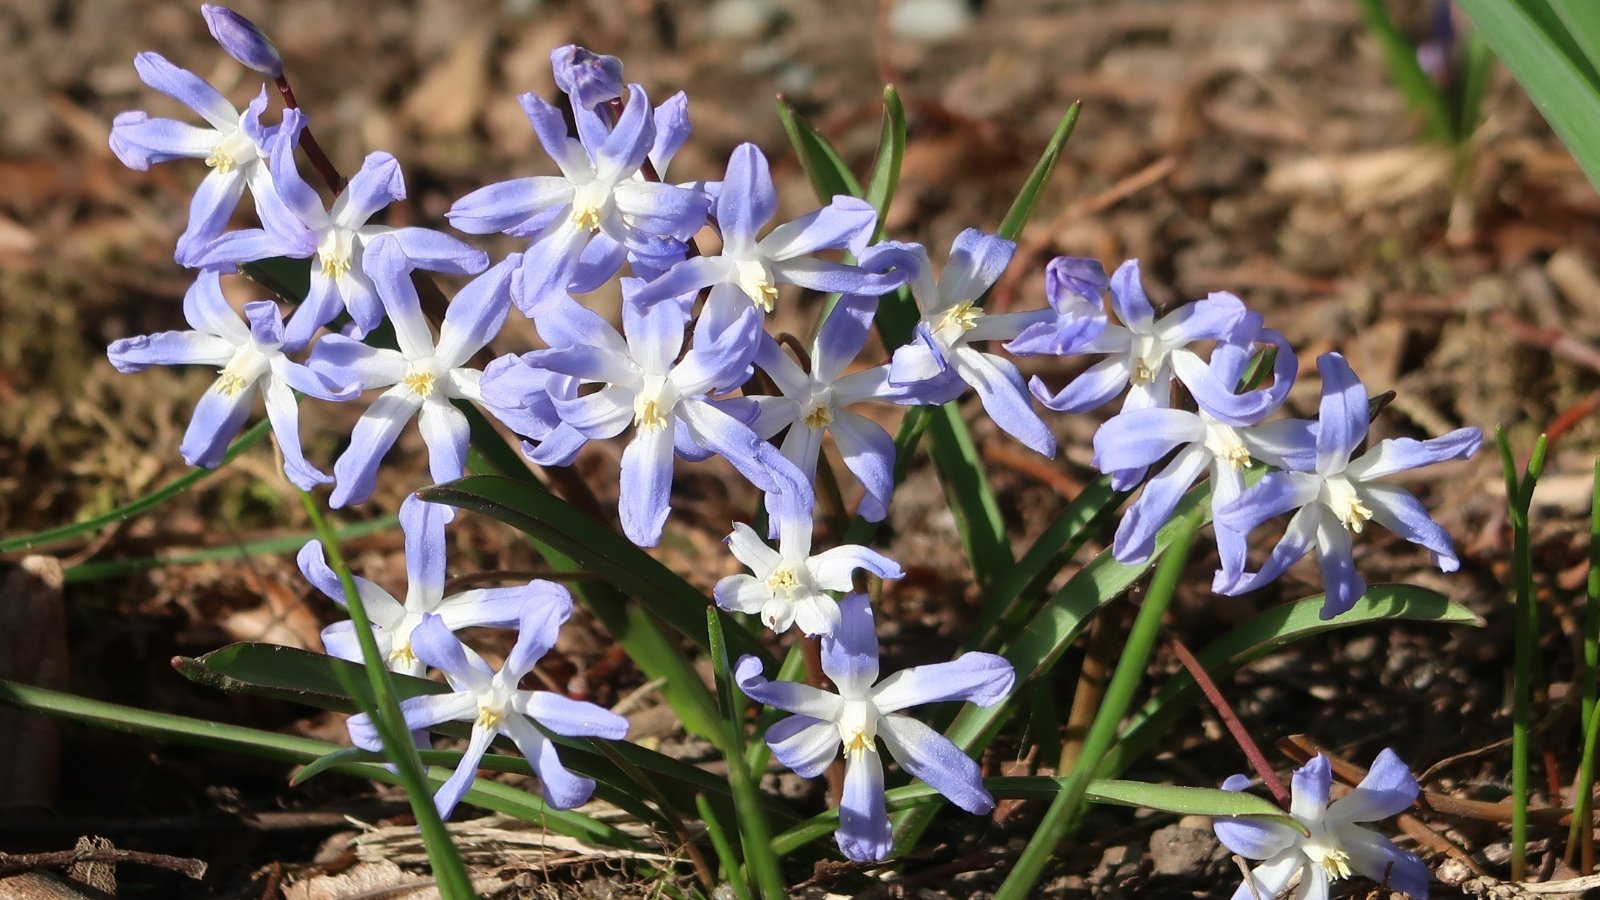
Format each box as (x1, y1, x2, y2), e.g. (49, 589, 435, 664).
(1458, 0, 1600, 192)
(996, 102, 1081, 241)
(771, 776, 1291, 857)
(775, 95, 862, 201)
(0, 678, 635, 848)
(175, 640, 785, 824)
(0, 419, 274, 553)
(64, 515, 399, 584)
(864, 85, 906, 237)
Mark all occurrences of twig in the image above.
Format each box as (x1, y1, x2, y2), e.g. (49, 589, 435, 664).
(1168, 636, 1289, 807)
(0, 848, 206, 880)
(273, 75, 343, 194)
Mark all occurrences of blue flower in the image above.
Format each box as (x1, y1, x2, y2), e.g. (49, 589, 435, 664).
(302, 495, 540, 677)
(631, 144, 903, 332)
(196, 111, 487, 346)
(107, 270, 349, 490)
(447, 86, 710, 315)
(1025, 258, 1251, 417)
(550, 45, 624, 111)
(200, 4, 283, 77)
(1214, 353, 1482, 617)
(743, 295, 944, 522)
(877, 232, 1095, 456)
(346, 596, 629, 818)
(306, 239, 519, 508)
(735, 594, 1013, 861)
(1214, 750, 1429, 899)
(109, 52, 279, 263)
(1091, 313, 1310, 576)
(511, 281, 812, 546)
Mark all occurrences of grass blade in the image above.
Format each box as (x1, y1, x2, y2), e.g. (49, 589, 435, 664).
(996, 102, 1081, 241)
(1355, 0, 1457, 143)
(775, 95, 862, 200)
(64, 514, 398, 584)
(1498, 428, 1549, 882)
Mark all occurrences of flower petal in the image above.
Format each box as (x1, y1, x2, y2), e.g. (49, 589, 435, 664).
(733, 655, 843, 719)
(501, 714, 596, 809)
(871, 652, 1014, 713)
(878, 714, 993, 813)
(418, 400, 470, 487)
(1339, 823, 1429, 897)
(715, 143, 776, 251)
(764, 715, 840, 778)
(1314, 352, 1368, 475)
(433, 723, 495, 819)
(619, 423, 675, 546)
(837, 749, 892, 862)
(941, 229, 1015, 304)
(1345, 427, 1483, 481)
(820, 594, 879, 698)
(1331, 747, 1418, 824)
(330, 388, 421, 508)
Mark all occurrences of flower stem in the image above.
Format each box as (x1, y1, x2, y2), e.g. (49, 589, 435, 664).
(274, 75, 344, 193)
(1167, 635, 1289, 807)
(1497, 427, 1548, 883)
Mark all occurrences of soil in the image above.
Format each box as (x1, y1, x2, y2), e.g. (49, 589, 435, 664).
(1, 0, 1597, 897)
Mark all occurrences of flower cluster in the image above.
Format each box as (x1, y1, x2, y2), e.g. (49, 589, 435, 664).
(104, 7, 1477, 868)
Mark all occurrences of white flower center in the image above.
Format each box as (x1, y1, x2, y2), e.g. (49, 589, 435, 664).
(836, 698, 879, 753)
(935, 301, 983, 346)
(766, 564, 801, 595)
(1202, 420, 1251, 470)
(1303, 839, 1352, 880)
(476, 701, 506, 731)
(214, 346, 268, 398)
(318, 229, 355, 281)
(735, 259, 780, 313)
(206, 127, 257, 174)
(1323, 476, 1373, 533)
(403, 365, 440, 399)
(1129, 334, 1162, 385)
(803, 403, 833, 429)
(569, 180, 609, 232)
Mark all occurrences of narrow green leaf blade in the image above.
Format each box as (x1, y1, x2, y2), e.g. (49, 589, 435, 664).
(1458, 0, 1600, 192)
(1552, 0, 1600, 80)
(997, 102, 1081, 240)
(864, 85, 906, 236)
(775, 96, 862, 200)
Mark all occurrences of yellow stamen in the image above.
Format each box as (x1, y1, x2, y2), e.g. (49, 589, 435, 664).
(1307, 845, 1352, 880)
(403, 371, 437, 398)
(216, 371, 250, 397)
(205, 148, 236, 173)
(766, 566, 801, 594)
(938, 301, 983, 335)
(1131, 362, 1157, 385)
(803, 405, 833, 429)
(476, 705, 504, 730)
(635, 399, 667, 432)
(388, 642, 417, 668)
(321, 254, 351, 280)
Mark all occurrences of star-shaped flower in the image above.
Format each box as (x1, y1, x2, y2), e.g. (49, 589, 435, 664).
(735, 594, 1013, 861)
(1214, 750, 1429, 899)
(715, 512, 902, 636)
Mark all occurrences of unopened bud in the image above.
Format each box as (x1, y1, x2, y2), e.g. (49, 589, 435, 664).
(551, 45, 624, 111)
(200, 4, 283, 77)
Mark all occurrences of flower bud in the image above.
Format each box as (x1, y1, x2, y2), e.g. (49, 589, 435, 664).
(200, 4, 283, 77)
(550, 45, 623, 111)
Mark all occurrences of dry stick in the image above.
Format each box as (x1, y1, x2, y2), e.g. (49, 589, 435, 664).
(1167, 636, 1289, 807)
(0, 848, 206, 880)
(1057, 605, 1122, 773)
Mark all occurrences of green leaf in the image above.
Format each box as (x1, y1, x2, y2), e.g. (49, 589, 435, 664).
(773, 776, 1292, 856)
(0, 419, 274, 553)
(996, 102, 1081, 241)
(864, 86, 906, 237)
(1552, 0, 1600, 79)
(1458, 0, 1600, 193)
(178, 641, 794, 825)
(420, 475, 766, 664)
(1100, 585, 1482, 779)
(0, 677, 638, 849)
(1355, 0, 1457, 143)
(64, 514, 399, 584)
(775, 96, 862, 201)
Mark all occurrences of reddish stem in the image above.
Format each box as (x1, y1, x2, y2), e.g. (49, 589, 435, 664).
(1168, 636, 1290, 808)
(275, 75, 345, 194)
